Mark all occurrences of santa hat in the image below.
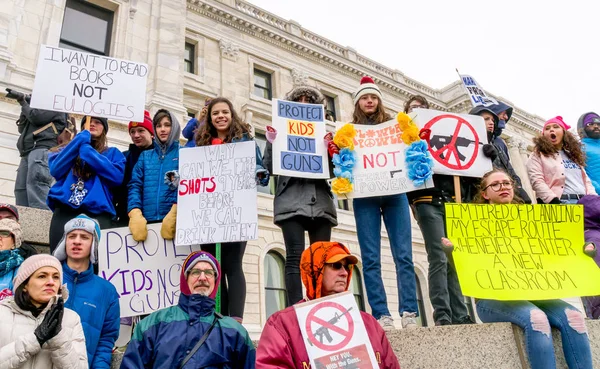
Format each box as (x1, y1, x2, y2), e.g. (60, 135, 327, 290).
(128, 110, 154, 136)
(352, 76, 382, 105)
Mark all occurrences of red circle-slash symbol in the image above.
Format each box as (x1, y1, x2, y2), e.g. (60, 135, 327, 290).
(424, 114, 479, 170)
(305, 301, 354, 351)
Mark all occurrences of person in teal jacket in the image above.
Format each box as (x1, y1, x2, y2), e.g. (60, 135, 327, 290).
(0, 219, 23, 301)
(127, 109, 181, 242)
(53, 214, 120, 369)
(47, 116, 125, 253)
(578, 112, 600, 193)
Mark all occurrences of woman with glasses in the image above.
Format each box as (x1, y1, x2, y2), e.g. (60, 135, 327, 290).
(453, 169, 595, 369)
(0, 219, 24, 300)
(526, 116, 596, 204)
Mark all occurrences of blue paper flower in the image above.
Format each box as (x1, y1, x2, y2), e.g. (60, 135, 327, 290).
(333, 167, 353, 182)
(332, 148, 356, 171)
(405, 141, 433, 187)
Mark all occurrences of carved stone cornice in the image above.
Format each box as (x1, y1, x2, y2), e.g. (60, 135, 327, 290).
(219, 39, 240, 61)
(291, 68, 308, 86)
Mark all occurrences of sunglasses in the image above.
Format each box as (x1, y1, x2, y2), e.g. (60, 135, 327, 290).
(326, 262, 353, 272)
(188, 269, 216, 278)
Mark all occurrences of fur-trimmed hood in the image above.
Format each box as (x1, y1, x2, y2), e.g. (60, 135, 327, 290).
(284, 85, 325, 105)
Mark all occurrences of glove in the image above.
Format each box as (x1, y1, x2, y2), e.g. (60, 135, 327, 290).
(266, 126, 277, 143)
(584, 242, 597, 258)
(548, 197, 561, 205)
(161, 204, 177, 240)
(5, 88, 26, 102)
(324, 132, 339, 157)
(128, 209, 148, 241)
(34, 297, 64, 346)
(441, 237, 454, 254)
(482, 144, 498, 162)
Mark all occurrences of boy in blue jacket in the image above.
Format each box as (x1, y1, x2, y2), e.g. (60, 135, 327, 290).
(53, 214, 120, 369)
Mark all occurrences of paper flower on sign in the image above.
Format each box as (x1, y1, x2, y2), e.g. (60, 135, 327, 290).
(397, 112, 420, 145)
(333, 123, 356, 150)
(405, 140, 434, 187)
(331, 177, 353, 194)
(331, 124, 357, 195)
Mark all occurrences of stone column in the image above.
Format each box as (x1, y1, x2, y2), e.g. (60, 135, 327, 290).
(219, 38, 240, 105)
(507, 137, 535, 202)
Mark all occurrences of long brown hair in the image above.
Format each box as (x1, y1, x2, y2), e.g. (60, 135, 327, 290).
(195, 97, 252, 146)
(72, 130, 108, 180)
(532, 129, 585, 167)
(472, 169, 523, 204)
(351, 96, 391, 125)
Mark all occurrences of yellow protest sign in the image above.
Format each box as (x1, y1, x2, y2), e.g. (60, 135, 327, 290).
(445, 203, 600, 300)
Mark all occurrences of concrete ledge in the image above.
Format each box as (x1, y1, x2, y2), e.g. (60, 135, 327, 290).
(16, 205, 52, 246)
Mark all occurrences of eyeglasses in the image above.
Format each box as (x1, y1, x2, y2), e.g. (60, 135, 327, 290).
(326, 262, 353, 272)
(484, 181, 513, 192)
(0, 231, 11, 238)
(587, 122, 600, 128)
(188, 269, 216, 278)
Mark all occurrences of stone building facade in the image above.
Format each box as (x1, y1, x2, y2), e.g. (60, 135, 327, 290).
(1, 0, 572, 338)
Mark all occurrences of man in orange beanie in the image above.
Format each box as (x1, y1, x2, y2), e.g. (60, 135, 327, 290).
(113, 110, 155, 226)
(256, 241, 401, 369)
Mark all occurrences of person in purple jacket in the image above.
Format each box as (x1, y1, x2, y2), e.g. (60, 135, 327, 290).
(47, 116, 125, 254)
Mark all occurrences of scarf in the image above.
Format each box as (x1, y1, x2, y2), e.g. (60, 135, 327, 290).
(0, 249, 24, 277)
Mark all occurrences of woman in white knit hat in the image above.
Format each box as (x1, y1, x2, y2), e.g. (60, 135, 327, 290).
(0, 218, 24, 300)
(0, 254, 88, 368)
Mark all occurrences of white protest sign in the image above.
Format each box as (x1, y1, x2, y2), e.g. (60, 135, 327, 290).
(98, 223, 201, 318)
(459, 74, 498, 107)
(411, 108, 493, 178)
(343, 119, 434, 199)
(175, 141, 258, 246)
(295, 291, 378, 369)
(30, 45, 148, 121)
(271, 99, 330, 179)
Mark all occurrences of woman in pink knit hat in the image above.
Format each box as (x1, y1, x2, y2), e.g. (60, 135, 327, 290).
(526, 116, 597, 204)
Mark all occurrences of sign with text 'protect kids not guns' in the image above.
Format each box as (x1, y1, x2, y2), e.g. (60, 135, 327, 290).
(271, 99, 330, 179)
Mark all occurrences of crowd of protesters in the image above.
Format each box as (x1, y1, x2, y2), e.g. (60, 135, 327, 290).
(1, 74, 600, 369)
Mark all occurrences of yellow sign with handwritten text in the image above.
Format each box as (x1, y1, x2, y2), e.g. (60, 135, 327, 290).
(445, 203, 600, 300)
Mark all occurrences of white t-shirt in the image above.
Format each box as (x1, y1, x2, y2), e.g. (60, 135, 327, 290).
(560, 150, 586, 195)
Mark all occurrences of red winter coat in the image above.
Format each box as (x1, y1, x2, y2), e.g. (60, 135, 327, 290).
(256, 303, 401, 369)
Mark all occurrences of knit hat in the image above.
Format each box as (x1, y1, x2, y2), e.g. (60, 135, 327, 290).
(352, 76, 382, 105)
(581, 112, 600, 128)
(180, 251, 221, 299)
(0, 218, 22, 248)
(284, 85, 325, 105)
(0, 204, 19, 221)
(80, 116, 109, 133)
(300, 241, 358, 300)
(53, 215, 101, 264)
(129, 110, 154, 136)
(543, 116, 571, 132)
(12, 254, 63, 293)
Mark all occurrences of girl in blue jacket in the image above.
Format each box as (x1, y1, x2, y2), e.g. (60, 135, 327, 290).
(195, 97, 269, 323)
(47, 116, 125, 253)
(128, 109, 181, 241)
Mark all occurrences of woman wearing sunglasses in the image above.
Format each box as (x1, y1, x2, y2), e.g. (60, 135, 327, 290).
(0, 218, 24, 300)
(449, 169, 595, 369)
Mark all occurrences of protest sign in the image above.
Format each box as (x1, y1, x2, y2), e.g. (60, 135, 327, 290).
(98, 223, 201, 317)
(458, 74, 498, 107)
(271, 99, 330, 179)
(445, 203, 600, 300)
(176, 140, 258, 246)
(295, 291, 379, 369)
(342, 119, 433, 198)
(30, 45, 148, 121)
(411, 108, 492, 178)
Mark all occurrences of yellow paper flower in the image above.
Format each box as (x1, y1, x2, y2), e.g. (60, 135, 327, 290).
(331, 177, 353, 194)
(334, 123, 356, 150)
(396, 112, 412, 130)
(402, 124, 420, 145)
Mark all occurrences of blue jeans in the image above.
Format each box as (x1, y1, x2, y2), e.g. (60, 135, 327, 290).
(477, 299, 593, 369)
(353, 194, 418, 319)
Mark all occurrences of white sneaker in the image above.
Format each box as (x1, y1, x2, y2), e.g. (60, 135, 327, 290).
(378, 315, 395, 331)
(401, 312, 418, 329)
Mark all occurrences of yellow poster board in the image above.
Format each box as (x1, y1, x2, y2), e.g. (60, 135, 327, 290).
(445, 203, 600, 300)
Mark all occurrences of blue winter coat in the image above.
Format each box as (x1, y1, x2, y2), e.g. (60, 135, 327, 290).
(128, 140, 180, 221)
(62, 261, 120, 369)
(121, 293, 256, 369)
(182, 118, 199, 148)
(0, 268, 17, 293)
(47, 130, 125, 217)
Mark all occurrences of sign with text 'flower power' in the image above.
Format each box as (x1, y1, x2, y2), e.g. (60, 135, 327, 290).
(335, 119, 433, 198)
(271, 99, 330, 179)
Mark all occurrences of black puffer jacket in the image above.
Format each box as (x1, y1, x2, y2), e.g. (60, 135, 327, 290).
(16, 100, 66, 156)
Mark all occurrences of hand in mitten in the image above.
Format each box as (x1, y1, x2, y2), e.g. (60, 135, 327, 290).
(266, 126, 277, 143)
(34, 297, 64, 347)
(324, 132, 339, 157)
(482, 144, 498, 162)
(128, 209, 148, 241)
(5, 88, 26, 102)
(441, 237, 454, 254)
(584, 242, 597, 258)
(161, 204, 177, 240)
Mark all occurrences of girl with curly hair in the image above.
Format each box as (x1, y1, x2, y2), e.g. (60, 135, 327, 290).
(196, 97, 269, 323)
(526, 116, 596, 204)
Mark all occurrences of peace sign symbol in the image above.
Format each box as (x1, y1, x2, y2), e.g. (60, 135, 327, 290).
(423, 114, 479, 170)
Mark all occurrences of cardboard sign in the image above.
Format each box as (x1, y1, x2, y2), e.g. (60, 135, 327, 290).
(30, 45, 148, 121)
(411, 108, 493, 178)
(459, 74, 498, 107)
(175, 141, 258, 246)
(341, 119, 433, 198)
(271, 99, 330, 178)
(445, 203, 600, 300)
(98, 224, 201, 317)
(295, 292, 379, 369)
